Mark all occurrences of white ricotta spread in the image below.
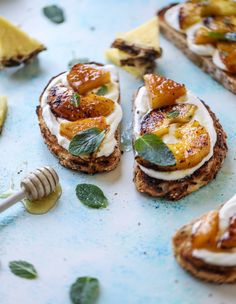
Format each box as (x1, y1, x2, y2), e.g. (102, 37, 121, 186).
(134, 87, 217, 181)
(213, 50, 229, 72)
(41, 64, 122, 158)
(164, 3, 184, 32)
(193, 194, 236, 266)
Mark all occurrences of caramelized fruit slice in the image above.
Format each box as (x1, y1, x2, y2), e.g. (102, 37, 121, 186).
(201, 0, 236, 17)
(179, 3, 202, 30)
(218, 215, 236, 249)
(192, 210, 219, 249)
(144, 74, 186, 109)
(204, 16, 236, 33)
(48, 86, 114, 121)
(194, 27, 218, 45)
(67, 64, 111, 95)
(168, 120, 210, 171)
(60, 117, 107, 140)
(217, 42, 236, 74)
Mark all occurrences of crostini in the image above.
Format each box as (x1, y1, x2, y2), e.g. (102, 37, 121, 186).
(133, 74, 227, 200)
(173, 194, 236, 283)
(157, 1, 236, 94)
(37, 62, 122, 174)
(105, 17, 162, 77)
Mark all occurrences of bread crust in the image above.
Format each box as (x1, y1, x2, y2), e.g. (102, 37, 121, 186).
(173, 216, 236, 283)
(157, 4, 236, 95)
(133, 89, 227, 200)
(36, 63, 121, 174)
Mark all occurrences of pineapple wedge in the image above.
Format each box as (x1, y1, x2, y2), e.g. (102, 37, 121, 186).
(0, 16, 46, 68)
(0, 96, 8, 134)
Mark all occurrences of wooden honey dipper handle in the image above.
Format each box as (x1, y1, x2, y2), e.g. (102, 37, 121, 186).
(0, 166, 59, 213)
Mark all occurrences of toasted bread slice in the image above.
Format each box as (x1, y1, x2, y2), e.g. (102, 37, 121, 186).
(0, 16, 45, 68)
(37, 63, 121, 174)
(157, 4, 236, 94)
(133, 87, 227, 200)
(173, 214, 236, 283)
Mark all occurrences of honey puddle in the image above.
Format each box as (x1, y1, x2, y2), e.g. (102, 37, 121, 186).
(22, 184, 62, 215)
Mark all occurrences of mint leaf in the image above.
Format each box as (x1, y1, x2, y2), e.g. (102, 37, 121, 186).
(69, 128, 105, 156)
(70, 276, 100, 304)
(167, 110, 180, 119)
(134, 134, 176, 166)
(71, 93, 80, 107)
(76, 184, 108, 209)
(9, 261, 38, 279)
(96, 85, 108, 96)
(208, 31, 236, 42)
(43, 5, 65, 24)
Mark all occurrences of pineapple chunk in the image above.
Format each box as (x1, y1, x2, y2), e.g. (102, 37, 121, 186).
(218, 215, 236, 249)
(144, 74, 186, 109)
(179, 3, 203, 30)
(217, 42, 236, 74)
(167, 120, 210, 171)
(67, 64, 111, 95)
(194, 27, 218, 45)
(0, 96, 8, 133)
(81, 93, 114, 117)
(60, 117, 107, 140)
(202, 0, 236, 16)
(204, 16, 236, 33)
(192, 211, 219, 249)
(0, 16, 45, 68)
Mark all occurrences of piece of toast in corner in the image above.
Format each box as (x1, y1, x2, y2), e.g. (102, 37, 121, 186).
(157, 3, 236, 94)
(133, 74, 227, 200)
(173, 194, 236, 283)
(37, 62, 122, 174)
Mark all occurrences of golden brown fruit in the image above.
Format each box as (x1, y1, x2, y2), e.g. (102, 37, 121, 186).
(144, 74, 186, 109)
(81, 93, 115, 117)
(60, 117, 107, 140)
(67, 64, 111, 95)
(218, 215, 236, 249)
(217, 42, 236, 74)
(204, 16, 236, 33)
(194, 27, 218, 45)
(202, 0, 236, 16)
(179, 3, 203, 30)
(192, 210, 219, 249)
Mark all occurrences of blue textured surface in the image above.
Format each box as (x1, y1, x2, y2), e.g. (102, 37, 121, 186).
(0, 0, 236, 303)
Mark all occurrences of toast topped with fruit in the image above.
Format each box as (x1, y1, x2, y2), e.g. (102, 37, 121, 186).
(133, 74, 227, 200)
(105, 17, 162, 77)
(37, 62, 122, 174)
(173, 194, 236, 283)
(157, 1, 236, 94)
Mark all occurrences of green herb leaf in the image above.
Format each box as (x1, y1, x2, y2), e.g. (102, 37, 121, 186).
(96, 85, 108, 96)
(76, 184, 108, 209)
(71, 93, 81, 107)
(208, 31, 236, 42)
(166, 110, 180, 119)
(43, 5, 65, 24)
(134, 134, 176, 166)
(68, 58, 90, 69)
(9, 261, 38, 279)
(70, 277, 100, 304)
(69, 127, 106, 156)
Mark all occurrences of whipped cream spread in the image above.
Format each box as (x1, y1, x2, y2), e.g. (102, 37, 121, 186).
(164, 3, 230, 71)
(193, 194, 236, 266)
(41, 64, 122, 158)
(134, 87, 217, 181)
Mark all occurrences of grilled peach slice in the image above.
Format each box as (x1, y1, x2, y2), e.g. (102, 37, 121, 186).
(67, 64, 111, 95)
(144, 74, 186, 109)
(179, 3, 202, 30)
(202, 0, 236, 17)
(81, 93, 114, 117)
(60, 117, 107, 140)
(192, 211, 219, 249)
(194, 27, 218, 45)
(217, 42, 236, 74)
(218, 215, 236, 249)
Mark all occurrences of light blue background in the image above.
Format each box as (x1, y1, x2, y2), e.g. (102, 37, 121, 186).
(0, 0, 236, 303)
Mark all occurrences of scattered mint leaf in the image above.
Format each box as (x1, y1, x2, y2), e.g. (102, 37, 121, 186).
(208, 31, 236, 42)
(76, 184, 108, 209)
(71, 93, 81, 107)
(167, 110, 180, 119)
(68, 58, 90, 69)
(69, 127, 106, 156)
(43, 5, 65, 24)
(70, 276, 100, 304)
(9, 261, 38, 279)
(134, 134, 176, 166)
(96, 85, 108, 96)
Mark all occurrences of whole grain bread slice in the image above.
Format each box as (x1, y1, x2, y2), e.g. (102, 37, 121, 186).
(157, 4, 236, 94)
(173, 215, 236, 283)
(133, 88, 227, 200)
(36, 63, 121, 174)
